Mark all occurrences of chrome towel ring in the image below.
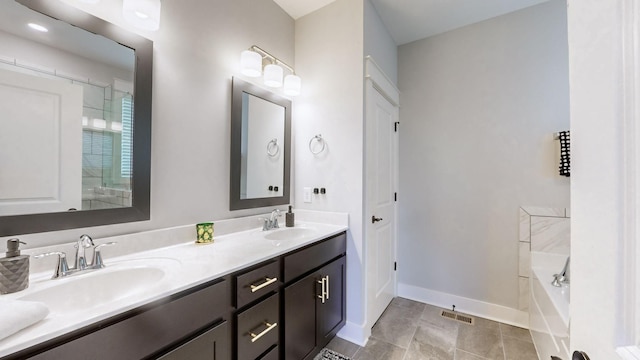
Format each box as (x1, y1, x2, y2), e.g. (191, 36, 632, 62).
(309, 134, 326, 155)
(267, 138, 279, 157)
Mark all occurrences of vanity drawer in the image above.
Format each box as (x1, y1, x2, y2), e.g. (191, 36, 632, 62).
(284, 232, 346, 283)
(236, 259, 281, 309)
(236, 293, 279, 360)
(259, 345, 278, 360)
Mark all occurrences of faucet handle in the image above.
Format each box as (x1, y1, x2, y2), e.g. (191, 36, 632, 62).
(34, 251, 69, 279)
(92, 242, 117, 269)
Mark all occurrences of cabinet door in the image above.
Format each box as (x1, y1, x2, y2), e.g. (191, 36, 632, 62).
(316, 256, 346, 348)
(284, 274, 319, 360)
(157, 321, 230, 360)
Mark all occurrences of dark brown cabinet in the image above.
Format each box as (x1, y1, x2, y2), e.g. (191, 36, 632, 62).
(283, 234, 347, 360)
(2, 231, 346, 360)
(158, 321, 230, 360)
(7, 278, 232, 360)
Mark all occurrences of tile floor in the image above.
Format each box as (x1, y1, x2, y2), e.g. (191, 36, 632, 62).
(326, 297, 538, 360)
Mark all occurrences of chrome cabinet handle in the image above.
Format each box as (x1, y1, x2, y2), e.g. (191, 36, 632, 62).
(250, 277, 278, 293)
(317, 276, 329, 303)
(326, 275, 330, 300)
(249, 322, 277, 343)
(317, 278, 326, 303)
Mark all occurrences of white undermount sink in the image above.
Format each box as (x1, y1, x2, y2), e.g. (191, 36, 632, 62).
(20, 258, 181, 316)
(263, 227, 317, 241)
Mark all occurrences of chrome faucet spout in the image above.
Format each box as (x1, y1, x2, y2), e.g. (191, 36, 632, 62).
(551, 256, 570, 287)
(262, 209, 282, 231)
(75, 234, 95, 270)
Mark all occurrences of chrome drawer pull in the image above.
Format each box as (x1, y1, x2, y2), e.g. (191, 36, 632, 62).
(249, 322, 278, 343)
(250, 277, 278, 293)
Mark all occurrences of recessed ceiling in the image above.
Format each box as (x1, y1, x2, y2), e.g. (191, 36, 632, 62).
(272, 0, 338, 20)
(273, 0, 551, 45)
(370, 0, 552, 45)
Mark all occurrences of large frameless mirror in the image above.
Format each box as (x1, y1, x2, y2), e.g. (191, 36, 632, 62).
(0, 0, 152, 236)
(230, 77, 291, 210)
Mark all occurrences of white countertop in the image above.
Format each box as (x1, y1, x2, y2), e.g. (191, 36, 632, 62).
(0, 218, 348, 358)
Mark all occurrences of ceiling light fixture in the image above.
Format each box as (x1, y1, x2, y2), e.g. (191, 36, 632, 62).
(27, 23, 48, 32)
(123, 0, 161, 31)
(240, 45, 301, 96)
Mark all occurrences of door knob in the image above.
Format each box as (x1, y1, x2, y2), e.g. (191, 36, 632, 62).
(372, 216, 383, 224)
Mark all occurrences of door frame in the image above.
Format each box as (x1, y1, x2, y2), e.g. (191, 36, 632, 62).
(363, 56, 400, 333)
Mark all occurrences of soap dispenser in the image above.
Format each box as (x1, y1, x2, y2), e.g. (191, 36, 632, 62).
(0, 239, 29, 294)
(285, 205, 295, 227)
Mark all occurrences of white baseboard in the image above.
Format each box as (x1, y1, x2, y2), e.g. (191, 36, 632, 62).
(398, 283, 529, 329)
(336, 321, 370, 347)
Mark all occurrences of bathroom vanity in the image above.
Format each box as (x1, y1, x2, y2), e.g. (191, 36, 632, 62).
(0, 218, 347, 360)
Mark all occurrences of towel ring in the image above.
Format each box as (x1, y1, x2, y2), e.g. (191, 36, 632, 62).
(267, 139, 279, 157)
(309, 134, 326, 155)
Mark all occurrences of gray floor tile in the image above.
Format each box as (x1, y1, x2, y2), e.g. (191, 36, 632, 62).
(326, 337, 361, 358)
(371, 302, 422, 348)
(472, 316, 500, 331)
(421, 304, 461, 331)
(502, 336, 538, 360)
(392, 297, 427, 312)
(499, 323, 533, 343)
(455, 349, 488, 360)
(404, 321, 457, 360)
(353, 338, 407, 360)
(456, 324, 504, 360)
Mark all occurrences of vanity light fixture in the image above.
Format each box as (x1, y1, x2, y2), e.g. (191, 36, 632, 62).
(122, 0, 161, 31)
(240, 45, 301, 96)
(92, 118, 107, 129)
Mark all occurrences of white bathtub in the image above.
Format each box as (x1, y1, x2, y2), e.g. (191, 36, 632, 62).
(529, 252, 570, 360)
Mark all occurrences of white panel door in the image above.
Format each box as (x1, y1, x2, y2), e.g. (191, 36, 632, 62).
(0, 69, 82, 215)
(365, 77, 398, 331)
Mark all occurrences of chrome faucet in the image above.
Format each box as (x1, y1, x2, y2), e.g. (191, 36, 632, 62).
(75, 234, 95, 270)
(551, 256, 570, 287)
(262, 209, 281, 231)
(35, 234, 117, 279)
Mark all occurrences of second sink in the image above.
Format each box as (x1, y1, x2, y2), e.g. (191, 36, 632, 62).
(263, 227, 317, 241)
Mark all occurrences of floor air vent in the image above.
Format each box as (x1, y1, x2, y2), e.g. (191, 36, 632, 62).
(440, 310, 474, 325)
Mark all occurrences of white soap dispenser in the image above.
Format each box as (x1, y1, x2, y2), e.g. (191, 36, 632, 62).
(0, 239, 30, 294)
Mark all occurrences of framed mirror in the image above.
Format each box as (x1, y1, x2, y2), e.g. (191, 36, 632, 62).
(0, 0, 152, 236)
(230, 77, 291, 210)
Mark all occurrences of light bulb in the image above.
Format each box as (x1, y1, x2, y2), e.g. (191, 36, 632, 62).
(283, 74, 301, 96)
(240, 50, 262, 77)
(263, 64, 283, 88)
(123, 0, 161, 31)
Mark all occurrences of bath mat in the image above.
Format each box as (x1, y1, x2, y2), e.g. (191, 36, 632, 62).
(314, 348, 351, 360)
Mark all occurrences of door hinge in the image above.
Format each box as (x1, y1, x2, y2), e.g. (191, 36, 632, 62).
(394, 122, 400, 132)
(394, 192, 397, 202)
(394, 262, 397, 271)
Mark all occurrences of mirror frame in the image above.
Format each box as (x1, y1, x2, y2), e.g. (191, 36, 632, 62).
(0, 0, 152, 236)
(230, 77, 291, 210)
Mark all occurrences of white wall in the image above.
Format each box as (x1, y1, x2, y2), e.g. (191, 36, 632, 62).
(397, 0, 570, 316)
(568, 0, 626, 358)
(4, 0, 295, 247)
(293, 0, 366, 342)
(364, 0, 397, 86)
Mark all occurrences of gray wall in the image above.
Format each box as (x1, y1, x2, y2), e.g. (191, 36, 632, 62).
(364, 0, 397, 85)
(8, 0, 294, 247)
(397, 0, 570, 310)
(293, 0, 366, 337)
